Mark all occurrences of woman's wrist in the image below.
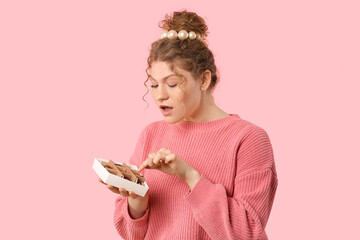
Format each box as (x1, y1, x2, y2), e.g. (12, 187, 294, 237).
(127, 195, 149, 219)
(184, 168, 201, 190)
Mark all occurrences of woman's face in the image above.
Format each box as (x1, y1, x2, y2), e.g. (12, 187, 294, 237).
(149, 61, 203, 124)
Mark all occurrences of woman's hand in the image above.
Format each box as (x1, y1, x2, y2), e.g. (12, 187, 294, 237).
(138, 148, 201, 190)
(98, 178, 149, 219)
(98, 178, 139, 197)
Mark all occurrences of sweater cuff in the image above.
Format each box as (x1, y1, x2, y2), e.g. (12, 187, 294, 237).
(121, 198, 149, 227)
(184, 175, 216, 211)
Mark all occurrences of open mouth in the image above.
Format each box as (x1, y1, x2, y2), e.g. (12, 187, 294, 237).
(160, 105, 173, 110)
(160, 105, 173, 115)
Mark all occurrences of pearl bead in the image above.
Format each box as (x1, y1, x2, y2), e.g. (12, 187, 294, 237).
(161, 30, 168, 38)
(196, 33, 202, 40)
(178, 30, 188, 40)
(167, 30, 178, 39)
(188, 31, 196, 40)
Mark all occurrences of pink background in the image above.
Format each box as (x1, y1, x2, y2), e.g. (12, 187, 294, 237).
(1, 0, 359, 239)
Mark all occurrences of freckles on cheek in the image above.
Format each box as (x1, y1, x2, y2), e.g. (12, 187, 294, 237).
(175, 96, 184, 108)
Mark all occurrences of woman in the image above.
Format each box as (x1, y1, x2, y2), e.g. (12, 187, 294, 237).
(99, 9, 278, 240)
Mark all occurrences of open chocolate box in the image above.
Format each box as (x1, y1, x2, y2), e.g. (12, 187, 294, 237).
(93, 158, 149, 197)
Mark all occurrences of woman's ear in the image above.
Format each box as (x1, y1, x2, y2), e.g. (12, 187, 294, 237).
(200, 70, 212, 91)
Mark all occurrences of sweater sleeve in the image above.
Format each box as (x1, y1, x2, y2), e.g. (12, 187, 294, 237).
(113, 124, 151, 240)
(185, 126, 278, 240)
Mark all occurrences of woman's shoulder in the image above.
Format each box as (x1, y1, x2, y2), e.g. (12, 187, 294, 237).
(138, 120, 167, 136)
(144, 119, 166, 130)
(230, 115, 269, 135)
(226, 116, 273, 150)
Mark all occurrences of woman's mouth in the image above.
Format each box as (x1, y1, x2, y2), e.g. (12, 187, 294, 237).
(160, 105, 173, 116)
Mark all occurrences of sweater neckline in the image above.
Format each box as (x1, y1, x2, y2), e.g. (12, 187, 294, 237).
(167, 113, 241, 132)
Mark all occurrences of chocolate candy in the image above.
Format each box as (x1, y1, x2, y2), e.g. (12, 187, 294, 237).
(101, 160, 146, 185)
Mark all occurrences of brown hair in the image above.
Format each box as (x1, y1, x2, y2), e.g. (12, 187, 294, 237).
(142, 9, 219, 109)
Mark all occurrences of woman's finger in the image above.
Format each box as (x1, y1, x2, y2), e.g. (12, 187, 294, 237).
(153, 152, 165, 165)
(161, 148, 172, 155)
(99, 178, 105, 184)
(146, 153, 155, 168)
(138, 154, 154, 171)
(118, 187, 130, 197)
(165, 153, 176, 164)
(100, 178, 118, 193)
(107, 184, 120, 194)
(138, 159, 149, 172)
(128, 191, 139, 199)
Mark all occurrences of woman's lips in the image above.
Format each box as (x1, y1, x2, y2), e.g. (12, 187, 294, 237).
(160, 106, 173, 116)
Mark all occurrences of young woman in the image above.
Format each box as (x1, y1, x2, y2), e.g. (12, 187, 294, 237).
(99, 10, 278, 240)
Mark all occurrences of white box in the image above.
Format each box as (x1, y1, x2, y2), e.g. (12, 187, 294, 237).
(93, 157, 149, 197)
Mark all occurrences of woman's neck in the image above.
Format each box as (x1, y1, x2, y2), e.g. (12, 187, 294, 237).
(182, 93, 229, 123)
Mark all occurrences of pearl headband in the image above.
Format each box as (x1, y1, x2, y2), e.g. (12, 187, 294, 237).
(161, 30, 203, 41)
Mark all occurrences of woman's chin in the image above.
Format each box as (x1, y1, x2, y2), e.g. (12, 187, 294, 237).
(164, 116, 180, 124)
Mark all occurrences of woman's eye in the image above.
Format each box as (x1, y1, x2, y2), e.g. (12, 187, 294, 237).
(150, 84, 177, 88)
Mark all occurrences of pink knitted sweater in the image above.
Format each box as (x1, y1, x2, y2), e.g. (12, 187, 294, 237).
(114, 114, 278, 240)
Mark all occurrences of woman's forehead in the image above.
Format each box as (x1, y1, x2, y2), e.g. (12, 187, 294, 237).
(149, 73, 180, 81)
(150, 61, 188, 77)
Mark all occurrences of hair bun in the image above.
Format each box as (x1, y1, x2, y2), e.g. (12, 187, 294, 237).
(158, 9, 209, 41)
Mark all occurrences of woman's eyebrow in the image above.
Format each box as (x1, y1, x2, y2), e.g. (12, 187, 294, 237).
(149, 74, 179, 82)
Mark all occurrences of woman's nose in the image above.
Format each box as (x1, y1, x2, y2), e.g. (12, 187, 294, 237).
(156, 85, 169, 101)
